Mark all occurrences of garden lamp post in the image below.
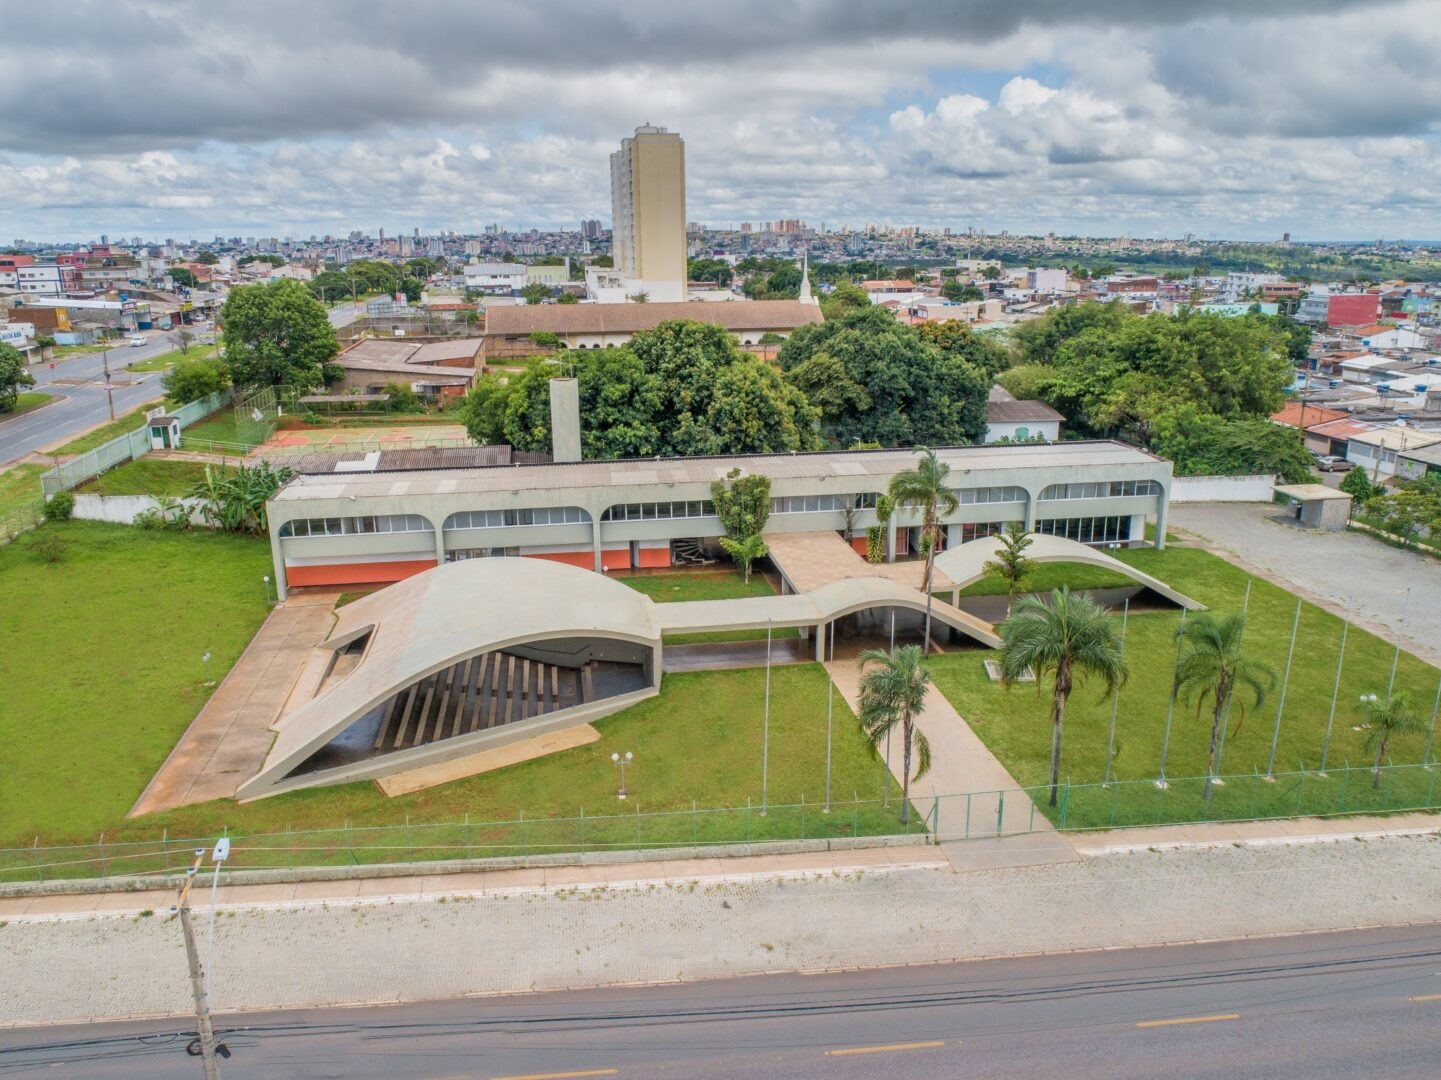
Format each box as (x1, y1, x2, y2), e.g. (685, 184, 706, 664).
(262, 575, 272, 604)
(202, 650, 213, 686)
(611, 751, 633, 800)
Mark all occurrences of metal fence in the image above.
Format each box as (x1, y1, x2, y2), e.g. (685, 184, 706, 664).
(39, 389, 231, 497)
(0, 498, 45, 545)
(5, 759, 1440, 885)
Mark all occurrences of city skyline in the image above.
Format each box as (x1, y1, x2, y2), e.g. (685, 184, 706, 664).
(2, 1, 1439, 243)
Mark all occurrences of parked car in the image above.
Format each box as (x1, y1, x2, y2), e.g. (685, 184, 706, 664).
(127, 335, 148, 347)
(1312, 454, 1349, 472)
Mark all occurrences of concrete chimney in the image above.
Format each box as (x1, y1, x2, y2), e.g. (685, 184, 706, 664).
(549, 377, 582, 463)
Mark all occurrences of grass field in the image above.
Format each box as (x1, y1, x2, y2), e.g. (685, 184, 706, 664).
(0, 464, 45, 518)
(928, 544, 1441, 827)
(0, 526, 893, 849)
(1, 392, 55, 419)
(0, 523, 273, 845)
(181, 407, 265, 448)
(74, 458, 221, 497)
(621, 570, 801, 643)
(957, 562, 1134, 598)
(127, 344, 218, 372)
(51, 401, 163, 454)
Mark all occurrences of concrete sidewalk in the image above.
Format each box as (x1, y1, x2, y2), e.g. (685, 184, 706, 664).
(4, 825, 1439, 1028)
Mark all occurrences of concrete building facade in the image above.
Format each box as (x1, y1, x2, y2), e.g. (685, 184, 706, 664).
(265, 442, 1174, 598)
(607, 125, 686, 303)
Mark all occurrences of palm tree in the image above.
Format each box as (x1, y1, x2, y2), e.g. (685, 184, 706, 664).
(857, 645, 933, 825)
(980, 521, 1036, 617)
(887, 447, 959, 656)
(719, 533, 768, 584)
(998, 588, 1127, 807)
(1359, 692, 1425, 789)
(1173, 613, 1277, 800)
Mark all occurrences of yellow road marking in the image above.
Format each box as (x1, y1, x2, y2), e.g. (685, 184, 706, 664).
(1136, 1013, 1240, 1028)
(1409, 993, 1441, 1002)
(826, 1040, 947, 1056)
(491, 1070, 618, 1080)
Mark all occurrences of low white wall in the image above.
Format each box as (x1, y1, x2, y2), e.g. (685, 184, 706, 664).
(72, 494, 210, 526)
(1169, 475, 1275, 503)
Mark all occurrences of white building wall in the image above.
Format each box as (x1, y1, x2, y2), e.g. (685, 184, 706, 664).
(1168, 475, 1275, 502)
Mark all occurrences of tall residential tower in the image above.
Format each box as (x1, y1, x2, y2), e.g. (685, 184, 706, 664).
(601, 124, 686, 302)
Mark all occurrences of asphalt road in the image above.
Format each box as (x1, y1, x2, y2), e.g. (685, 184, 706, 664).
(0, 302, 360, 467)
(3, 924, 1439, 1079)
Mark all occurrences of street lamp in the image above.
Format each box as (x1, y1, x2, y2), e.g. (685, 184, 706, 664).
(611, 751, 633, 800)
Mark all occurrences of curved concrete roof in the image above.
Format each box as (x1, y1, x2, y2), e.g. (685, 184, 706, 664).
(237, 559, 660, 799)
(655, 574, 1000, 647)
(932, 534, 1203, 611)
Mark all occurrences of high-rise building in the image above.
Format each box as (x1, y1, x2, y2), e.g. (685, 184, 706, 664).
(581, 218, 604, 239)
(608, 125, 686, 294)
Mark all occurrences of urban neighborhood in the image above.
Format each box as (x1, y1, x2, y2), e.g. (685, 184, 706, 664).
(2, 3, 1440, 1077)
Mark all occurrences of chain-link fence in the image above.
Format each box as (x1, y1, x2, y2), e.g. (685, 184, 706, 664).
(6, 759, 1440, 885)
(0, 498, 44, 545)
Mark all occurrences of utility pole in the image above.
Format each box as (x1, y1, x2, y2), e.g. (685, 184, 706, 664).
(101, 319, 116, 421)
(174, 850, 222, 1079)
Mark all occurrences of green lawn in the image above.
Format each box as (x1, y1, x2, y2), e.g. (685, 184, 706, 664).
(182, 407, 261, 447)
(1, 392, 55, 419)
(51, 401, 163, 454)
(957, 562, 1134, 598)
(928, 545, 1441, 828)
(0, 523, 273, 845)
(0, 526, 897, 853)
(49, 344, 107, 359)
(621, 570, 801, 643)
(74, 458, 221, 497)
(127, 344, 218, 372)
(0, 464, 45, 520)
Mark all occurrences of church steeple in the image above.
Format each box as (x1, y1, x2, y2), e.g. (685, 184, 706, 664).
(799, 252, 816, 305)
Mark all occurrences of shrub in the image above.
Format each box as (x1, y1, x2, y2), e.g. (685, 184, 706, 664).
(44, 490, 74, 522)
(33, 532, 69, 564)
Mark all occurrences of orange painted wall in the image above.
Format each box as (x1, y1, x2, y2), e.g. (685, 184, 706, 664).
(635, 546, 671, 569)
(286, 559, 436, 587)
(524, 550, 595, 570)
(849, 536, 869, 557)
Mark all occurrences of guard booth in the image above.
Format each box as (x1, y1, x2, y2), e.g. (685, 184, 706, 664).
(1273, 483, 1352, 530)
(146, 409, 181, 450)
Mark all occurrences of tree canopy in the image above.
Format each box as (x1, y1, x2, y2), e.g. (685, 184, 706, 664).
(220, 278, 339, 388)
(778, 306, 989, 447)
(0, 342, 35, 411)
(461, 320, 820, 459)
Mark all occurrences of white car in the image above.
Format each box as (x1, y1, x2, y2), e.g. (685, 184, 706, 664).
(128, 335, 148, 347)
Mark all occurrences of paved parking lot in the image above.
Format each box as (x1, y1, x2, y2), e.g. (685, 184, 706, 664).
(1169, 502, 1441, 664)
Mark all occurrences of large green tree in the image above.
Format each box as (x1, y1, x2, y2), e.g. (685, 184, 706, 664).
(780, 306, 988, 447)
(1150, 406, 1316, 483)
(221, 278, 340, 388)
(0, 342, 35, 411)
(161, 354, 230, 404)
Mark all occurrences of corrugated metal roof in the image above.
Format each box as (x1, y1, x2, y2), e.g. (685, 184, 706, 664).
(483, 300, 824, 336)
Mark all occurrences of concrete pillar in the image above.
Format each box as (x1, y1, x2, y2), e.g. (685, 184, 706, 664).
(946, 523, 960, 549)
(591, 518, 604, 572)
(1154, 493, 1169, 551)
(815, 622, 825, 661)
(432, 518, 446, 566)
(269, 527, 288, 601)
(886, 515, 898, 563)
(650, 640, 664, 689)
(1024, 493, 1037, 532)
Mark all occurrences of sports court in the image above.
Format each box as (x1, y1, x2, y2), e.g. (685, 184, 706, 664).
(263, 422, 472, 454)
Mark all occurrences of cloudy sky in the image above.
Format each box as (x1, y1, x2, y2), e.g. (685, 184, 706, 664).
(2, 0, 1438, 243)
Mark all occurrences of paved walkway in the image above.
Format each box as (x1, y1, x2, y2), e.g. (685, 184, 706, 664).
(128, 593, 339, 817)
(4, 827, 1438, 1027)
(1171, 502, 1441, 666)
(824, 641, 1077, 871)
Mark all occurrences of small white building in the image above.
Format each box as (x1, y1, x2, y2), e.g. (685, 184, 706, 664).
(463, 263, 529, 293)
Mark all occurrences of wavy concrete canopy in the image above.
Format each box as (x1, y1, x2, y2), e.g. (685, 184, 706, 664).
(932, 534, 1204, 611)
(236, 558, 663, 800)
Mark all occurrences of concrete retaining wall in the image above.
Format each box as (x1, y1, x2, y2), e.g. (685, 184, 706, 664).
(72, 494, 209, 527)
(1170, 475, 1275, 503)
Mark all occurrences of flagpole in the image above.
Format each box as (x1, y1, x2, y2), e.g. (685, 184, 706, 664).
(1319, 604, 1350, 776)
(1156, 607, 1187, 789)
(1264, 597, 1302, 780)
(761, 618, 771, 816)
(1103, 598, 1129, 788)
(824, 620, 833, 813)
